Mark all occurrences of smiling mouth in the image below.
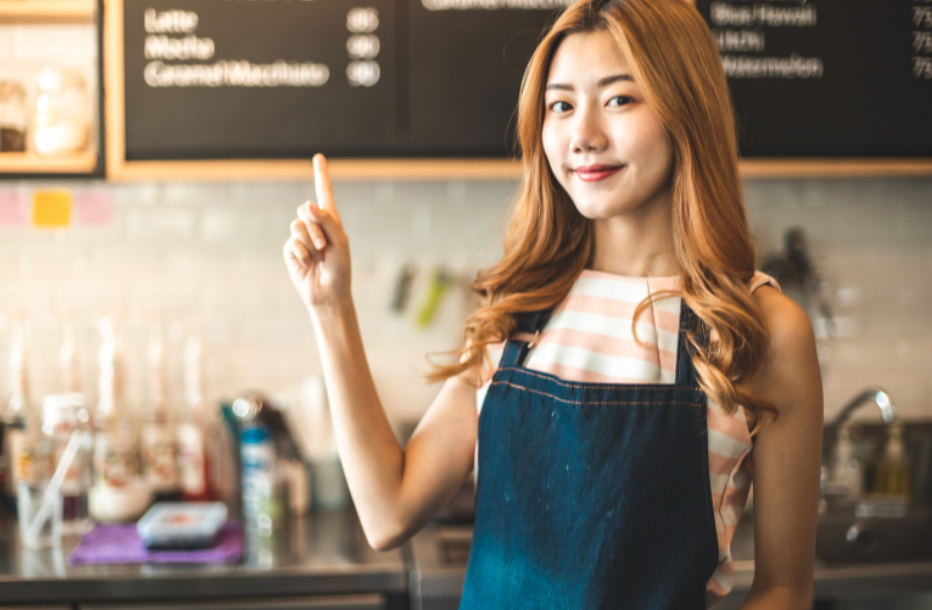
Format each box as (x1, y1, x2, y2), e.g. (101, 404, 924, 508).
(574, 164, 625, 182)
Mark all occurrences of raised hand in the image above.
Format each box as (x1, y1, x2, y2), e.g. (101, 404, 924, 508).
(281, 156, 480, 555)
(283, 154, 352, 311)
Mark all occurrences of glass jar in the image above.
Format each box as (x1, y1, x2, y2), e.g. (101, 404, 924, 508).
(0, 80, 27, 152)
(33, 67, 90, 156)
(12, 381, 58, 548)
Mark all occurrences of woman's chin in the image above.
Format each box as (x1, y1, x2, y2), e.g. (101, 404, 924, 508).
(571, 196, 632, 221)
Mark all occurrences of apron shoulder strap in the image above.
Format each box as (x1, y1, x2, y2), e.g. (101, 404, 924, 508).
(499, 307, 555, 368)
(675, 301, 708, 388)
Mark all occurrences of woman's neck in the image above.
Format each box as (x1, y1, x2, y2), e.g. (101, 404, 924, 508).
(588, 192, 679, 278)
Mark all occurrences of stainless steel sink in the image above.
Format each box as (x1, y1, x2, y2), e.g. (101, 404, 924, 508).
(816, 510, 932, 565)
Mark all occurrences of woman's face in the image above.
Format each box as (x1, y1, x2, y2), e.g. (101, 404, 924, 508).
(542, 30, 674, 221)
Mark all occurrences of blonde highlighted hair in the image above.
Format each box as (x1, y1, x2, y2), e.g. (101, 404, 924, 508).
(429, 0, 774, 430)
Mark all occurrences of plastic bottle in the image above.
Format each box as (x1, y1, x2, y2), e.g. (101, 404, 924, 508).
(177, 335, 214, 501)
(7, 321, 55, 492)
(140, 323, 180, 501)
(59, 319, 81, 395)
(874, 421, 911, 499)
(5, 318, 30, 496)
(88, 318, 152, 522)
(240, 423, 278, 535)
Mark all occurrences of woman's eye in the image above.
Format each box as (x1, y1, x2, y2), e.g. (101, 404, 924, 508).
(549, 101, 572, 113)
(607, 95, 634, 107)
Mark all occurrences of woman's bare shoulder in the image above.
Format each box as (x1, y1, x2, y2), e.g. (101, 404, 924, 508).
(749, 286, 821, 412)
(754, 286, 814, 352)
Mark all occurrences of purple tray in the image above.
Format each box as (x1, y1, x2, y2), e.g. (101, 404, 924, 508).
(67, 519, 243, 566)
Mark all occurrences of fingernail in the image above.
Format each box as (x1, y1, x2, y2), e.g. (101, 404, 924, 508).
(315, 239, 326, 250)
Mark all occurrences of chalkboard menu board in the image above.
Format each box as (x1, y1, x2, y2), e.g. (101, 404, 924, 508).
(118, 0, 932, 162)
(694, 0, 932, 157)
(407, 1, 557, 154)
(121, 0, 564, 160)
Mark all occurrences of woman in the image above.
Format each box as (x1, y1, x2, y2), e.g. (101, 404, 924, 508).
(283, 0, 823, 607)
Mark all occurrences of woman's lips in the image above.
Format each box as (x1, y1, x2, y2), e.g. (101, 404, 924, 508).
(574, 164, 624, 182)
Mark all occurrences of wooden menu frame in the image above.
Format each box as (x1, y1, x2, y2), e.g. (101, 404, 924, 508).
(102, 0, 527, 181)
(103, 0, 931, 181)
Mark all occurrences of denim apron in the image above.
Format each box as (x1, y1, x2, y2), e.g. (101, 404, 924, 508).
(460, 302, 719, 609)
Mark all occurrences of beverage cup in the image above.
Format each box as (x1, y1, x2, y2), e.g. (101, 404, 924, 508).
(17, 481, 63, 549)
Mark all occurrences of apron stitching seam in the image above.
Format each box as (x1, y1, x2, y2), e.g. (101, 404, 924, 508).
(490, 381, 704, 406)
(494, 366, 702, 392)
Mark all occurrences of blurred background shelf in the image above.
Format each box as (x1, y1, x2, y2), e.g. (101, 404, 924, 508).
(0, 0, 95, 23)
(739, 159, 932, 179)
(102, 157, 932, 181)
(0, 151, 97, 174)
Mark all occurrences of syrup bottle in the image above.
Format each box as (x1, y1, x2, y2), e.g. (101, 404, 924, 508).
(88, 318, 151, 522)
(140, 322, 180, 501)
(177, 335, 214, 501)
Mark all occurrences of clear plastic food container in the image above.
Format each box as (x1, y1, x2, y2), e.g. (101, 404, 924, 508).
(136, 502, 227, 550)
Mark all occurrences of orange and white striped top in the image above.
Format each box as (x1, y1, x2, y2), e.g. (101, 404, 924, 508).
(476, 270, 778, 608)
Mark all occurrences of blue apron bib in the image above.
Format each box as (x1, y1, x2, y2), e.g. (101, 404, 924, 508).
(460, 302, 719, 609)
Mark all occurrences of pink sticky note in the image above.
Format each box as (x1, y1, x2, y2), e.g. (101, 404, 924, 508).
(0, 188, 27, 226)
(74, 187, 112, 225)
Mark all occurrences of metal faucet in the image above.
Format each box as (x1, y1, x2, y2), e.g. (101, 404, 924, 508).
(826, 387, 898, 433)
(820, 388, 898, 510)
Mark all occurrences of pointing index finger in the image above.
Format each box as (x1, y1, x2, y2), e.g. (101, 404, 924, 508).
(313, 154, 338, 218)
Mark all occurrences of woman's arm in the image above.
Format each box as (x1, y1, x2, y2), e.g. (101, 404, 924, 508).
(284, 155, 478, 551)
(739, 287, 824, 610)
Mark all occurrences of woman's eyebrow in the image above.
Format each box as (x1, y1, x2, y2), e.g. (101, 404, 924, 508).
(597, 74, 633, 86)
(545, 74, 633, 91)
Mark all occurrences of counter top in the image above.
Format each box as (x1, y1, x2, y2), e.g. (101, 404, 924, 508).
(409, 518, 932, 609)
(0, 510, 407, 607)
(4, 508, 932, 608)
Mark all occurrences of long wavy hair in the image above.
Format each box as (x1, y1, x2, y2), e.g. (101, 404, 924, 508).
(429, 0, 774, 430)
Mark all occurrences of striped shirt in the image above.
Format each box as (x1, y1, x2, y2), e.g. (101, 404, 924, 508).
(476, 270, 778, 607)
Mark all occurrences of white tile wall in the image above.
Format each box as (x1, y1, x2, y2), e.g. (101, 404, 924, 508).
(0, 177, 517, 426)
(2, 21, 931, 428)
(746, 178, 932, 421)
(0, 175, 930, 429)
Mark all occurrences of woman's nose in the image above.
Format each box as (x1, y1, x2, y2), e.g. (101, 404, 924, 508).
(569, 107, 608, 153)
